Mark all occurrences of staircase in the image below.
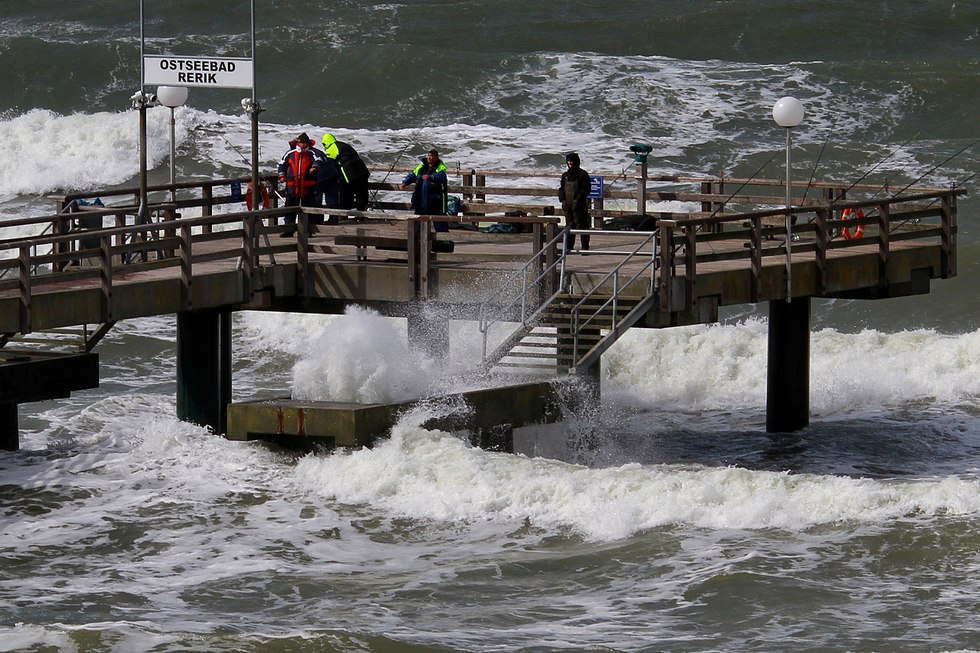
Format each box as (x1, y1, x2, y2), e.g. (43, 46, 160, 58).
(1, 323, 115, 353)
(479, 228, 661, 377)
(482, 289, 658, 376)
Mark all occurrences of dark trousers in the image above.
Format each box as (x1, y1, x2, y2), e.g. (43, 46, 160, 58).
(341, 177, 370, 211)
(284, 195, 315, 227)
(563, 203, 591, 250)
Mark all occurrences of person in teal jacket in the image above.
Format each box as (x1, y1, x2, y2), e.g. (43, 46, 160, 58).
(400, 149, 448, 215)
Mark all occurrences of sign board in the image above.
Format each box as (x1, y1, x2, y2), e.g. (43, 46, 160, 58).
(588, 176, 604, 199)
(144, 55, 254, 89)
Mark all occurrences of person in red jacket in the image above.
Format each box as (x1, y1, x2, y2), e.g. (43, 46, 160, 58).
(277, 132, 319, 237)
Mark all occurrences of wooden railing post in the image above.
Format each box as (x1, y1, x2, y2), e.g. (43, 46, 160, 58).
(53, 199, 70, 273)
(700, 181, 712, 213)
(544, 222, 558, 298)
(407, 218, 421, 298)
(201, 185, 213, 234)
(18, 245, 31, 333)
(241, 214, 256, 293)
(750, 216, 763, 303)
(683, 225, 696, 311)
(100, 235, 113, 322)
(877, 202, 890, 286)
(180, 224, 192, 310)
(942, 192, 956, 278)
(163, 206, 178, 258)
(297, 211, 310, 297)
(814, 209, 828, 296)
(658, 220, 676, 312)
(475, 173, 486, 203)
(419, 219, 432, 300)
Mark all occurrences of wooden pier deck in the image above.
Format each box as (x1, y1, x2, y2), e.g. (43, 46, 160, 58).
(0, 170, 965, 448)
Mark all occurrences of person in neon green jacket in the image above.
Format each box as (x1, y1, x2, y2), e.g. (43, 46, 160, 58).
(320, 133, 371, 211)
(399, 149, 448, 215)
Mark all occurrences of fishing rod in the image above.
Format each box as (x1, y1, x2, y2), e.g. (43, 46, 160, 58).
(681, 152, 780, 255)
(216, 130, 254, 168)
(839, 131, 920, 197)
(707, 152, 778, 221)
(880, 146, 979, 232)
(832, 139, 977, 239)
(368, 128, 426, 211)
(887, 137, 979, 198)
(213, 129, 281, 265)
(800, 116, 839, 207)
(583, 159, 638, 217)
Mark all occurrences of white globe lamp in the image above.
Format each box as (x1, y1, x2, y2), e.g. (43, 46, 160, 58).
(157, 86, 188, 108)
(772, 96, 804, 128)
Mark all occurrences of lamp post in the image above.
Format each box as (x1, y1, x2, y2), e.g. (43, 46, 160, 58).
(130, 90, 154, 225)
(772, 96, 805, 302)
(157, 86, 189, 204)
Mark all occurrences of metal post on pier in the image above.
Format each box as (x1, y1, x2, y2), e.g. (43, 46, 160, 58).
(772, 96, 805, 302)
(630, 144, 652, 216)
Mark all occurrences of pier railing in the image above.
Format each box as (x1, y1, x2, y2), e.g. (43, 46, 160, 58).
(0, 169, 965, 345)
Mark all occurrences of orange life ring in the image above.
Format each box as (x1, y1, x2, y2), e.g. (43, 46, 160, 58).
(841, 207, 864, 240)
(246, 181, 271, 210)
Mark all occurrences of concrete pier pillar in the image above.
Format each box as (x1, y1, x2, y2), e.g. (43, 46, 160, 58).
(766, 297, 810, 432)
(1, 402, 18, 451)
(176, 309, 232, 434)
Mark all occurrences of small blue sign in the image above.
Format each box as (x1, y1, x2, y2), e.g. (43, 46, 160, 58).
(230, 180, 243, 202)
(588, 176, 604, 199)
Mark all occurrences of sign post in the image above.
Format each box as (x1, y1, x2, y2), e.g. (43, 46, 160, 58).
(138, 0, 260, 263)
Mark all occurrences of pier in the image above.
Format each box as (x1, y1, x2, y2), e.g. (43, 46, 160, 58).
(0, 167, 964, 450)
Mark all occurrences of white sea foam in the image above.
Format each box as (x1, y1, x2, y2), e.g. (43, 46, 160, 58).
(294, 418, 980, 541)
(239, 305, 980, 417)
(0, 107, 195, 199)
(291, 306, 439, 403)
(602, 320, 980, 415)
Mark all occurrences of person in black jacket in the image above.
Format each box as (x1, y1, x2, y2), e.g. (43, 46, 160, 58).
(310, 145, 342, 224)
(559, 152, 591, 251)
(320, 133, 371, 212)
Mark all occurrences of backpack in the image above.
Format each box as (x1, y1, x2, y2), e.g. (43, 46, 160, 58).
(446, 195, 462, 215)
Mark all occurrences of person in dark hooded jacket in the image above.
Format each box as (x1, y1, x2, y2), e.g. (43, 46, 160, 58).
(558, 152, 592, 251)
(310, 145, 342, 223)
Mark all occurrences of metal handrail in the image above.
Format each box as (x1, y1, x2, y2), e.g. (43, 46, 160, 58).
(569, 230, 658, 354)
(478, 229, 566, 360)
(480, 227, 664, 371)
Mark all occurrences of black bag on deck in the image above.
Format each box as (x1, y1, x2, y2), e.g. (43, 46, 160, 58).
(604, 214, 658, 231)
